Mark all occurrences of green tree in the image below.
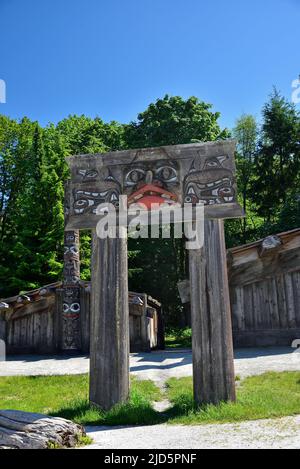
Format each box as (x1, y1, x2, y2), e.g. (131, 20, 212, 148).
(232, 114, 258, 243)
(56, 115, 125, 154)
(125, 95, 229, 148)
(253, 90, 300, 222)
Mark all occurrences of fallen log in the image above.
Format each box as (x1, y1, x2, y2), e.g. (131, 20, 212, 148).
(0, 410, 86, 449)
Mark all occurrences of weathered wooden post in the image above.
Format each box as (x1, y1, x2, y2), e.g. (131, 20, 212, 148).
(189, 219, 236, 405)
(89, 229, 130, 410)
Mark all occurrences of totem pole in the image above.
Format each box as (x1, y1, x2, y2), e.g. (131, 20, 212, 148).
(62, 230, 81, 350)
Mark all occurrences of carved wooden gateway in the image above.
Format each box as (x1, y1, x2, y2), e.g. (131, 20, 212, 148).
(65, 140, 243, 410)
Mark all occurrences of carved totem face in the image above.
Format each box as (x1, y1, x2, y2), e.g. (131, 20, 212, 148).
(124, 160, 179, 209)
(183, 155, 235, 206)
(62, 286, 81, 349)
(73, 168, 121, 215)
(65, 141, 242, 229)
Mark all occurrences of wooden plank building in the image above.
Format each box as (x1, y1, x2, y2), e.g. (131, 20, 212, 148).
(0, 283, 164, 354)
(228, 228, 300, 347)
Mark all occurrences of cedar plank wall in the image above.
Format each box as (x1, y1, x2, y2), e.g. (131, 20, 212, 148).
(1, 228, 300, 352)
(0, 285, 162, 354)
(228, 229, 300, 347)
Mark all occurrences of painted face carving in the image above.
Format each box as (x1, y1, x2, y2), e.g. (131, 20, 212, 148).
(125, 161, 179, 210)
(63, 302, 81, 317)
(74, 187, 120, 214)
(65, 233, 76, 243)
(64, 261, 80, 283)
(74, 168, 121, 215)
(184, 156, 235, 206)
(64, 245, 79, 256)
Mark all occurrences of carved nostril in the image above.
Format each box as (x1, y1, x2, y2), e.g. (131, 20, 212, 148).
(145, 170, 153, 184)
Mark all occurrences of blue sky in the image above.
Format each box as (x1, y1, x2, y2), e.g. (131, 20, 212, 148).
(0, 0, 299, 130)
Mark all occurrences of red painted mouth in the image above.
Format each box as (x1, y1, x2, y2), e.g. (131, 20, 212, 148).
(128, 184, 178, 210)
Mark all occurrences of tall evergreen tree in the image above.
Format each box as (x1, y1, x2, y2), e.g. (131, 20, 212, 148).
(233, 114, 258, 243)
(253, 90, 300, 222)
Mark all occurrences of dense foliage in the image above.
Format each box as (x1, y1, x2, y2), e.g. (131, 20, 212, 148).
(0, 92, 299, 326)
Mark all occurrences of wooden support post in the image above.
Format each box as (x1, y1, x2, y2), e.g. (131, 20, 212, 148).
(90, 229, 130, 410)
(189, 219, 236, 406)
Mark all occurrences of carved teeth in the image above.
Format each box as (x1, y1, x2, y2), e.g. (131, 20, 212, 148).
(133, 194, 143, 201)
(76, 190, 109, 197)
(224, 196, 233, 202)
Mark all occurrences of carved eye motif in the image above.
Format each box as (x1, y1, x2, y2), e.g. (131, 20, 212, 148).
(220, 187, 232, 194)
(78, 169, 98, 180)
(205, 160, 219, 168)
(125, 169, 146, 186)
(63, 303, 80, 314)
(70, 303, 80, 313)
(74, 199, 88, 208)
(87, 170, 98, 178)
(156, 166, 177, 183)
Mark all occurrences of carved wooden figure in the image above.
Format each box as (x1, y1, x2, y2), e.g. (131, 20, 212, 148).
(62, 230, 81, 350)
(65, 141, 243, 410)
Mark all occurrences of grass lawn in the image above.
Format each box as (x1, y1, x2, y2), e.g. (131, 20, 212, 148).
(0, 375, 162, 426)
(165, 327, 192, 349)
(1, 372, 300, 426)
(166, 372, 300, 424)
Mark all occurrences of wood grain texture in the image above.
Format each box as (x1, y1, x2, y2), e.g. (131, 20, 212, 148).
(0, 410, 85, 449)
(89, 229, 130, 410)
(189, 219, 236, 406)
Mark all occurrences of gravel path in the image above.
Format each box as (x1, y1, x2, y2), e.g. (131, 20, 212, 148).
(84, 415, 300, 449)
(1, 347, 300, 385)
